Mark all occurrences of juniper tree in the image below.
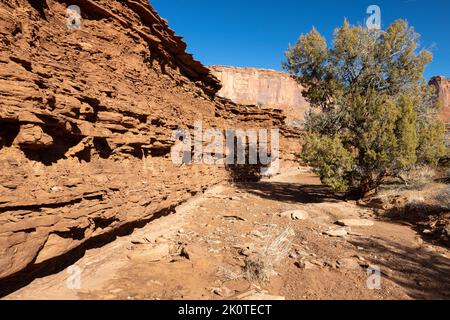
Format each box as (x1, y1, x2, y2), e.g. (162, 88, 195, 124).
(284, 19, 446, 196)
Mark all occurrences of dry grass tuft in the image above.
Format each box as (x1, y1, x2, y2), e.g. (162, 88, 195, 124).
(402, 166, 437, 189)
(244, 227, 295, 283)
(434, 187, 450, 210)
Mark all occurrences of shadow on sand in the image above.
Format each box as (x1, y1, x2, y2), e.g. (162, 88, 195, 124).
(233, 180, 344, 204)
(349, 236, 450, 299)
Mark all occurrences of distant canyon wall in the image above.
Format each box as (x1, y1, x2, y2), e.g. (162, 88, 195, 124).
(210, 66, 310, 127)
(430, 76, 450, 125)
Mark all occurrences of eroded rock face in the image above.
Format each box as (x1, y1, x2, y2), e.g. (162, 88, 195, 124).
(0, 0, 294, 283)
(430, 76, 450, 124)
(210, 66, 310, 127)
(430, 76, 450, 144)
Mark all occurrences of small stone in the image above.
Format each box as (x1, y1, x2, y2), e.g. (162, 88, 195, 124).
(324, 261, 337, 268)
(348, 231, 363, 236)
(309, 259, 324, 267)
(128, 195, 142, 203)
(336, 219, 374, 227)
(250, 230, 264, 238)
(147, 280, 163, 286)
(127, 243, 170, 262)
(295, 249, 309, 258)
(324, 227, 349, 237)
(278, 210, 308, 221)
(423, 246, 436, 253)
(155, 236, 169, 244)
(291, 210, 309, 220)
(223, 215, 246, 221)
(130, 238, 149, 245)
(49, 186, 62, 193)
(212, 287, 233, 297)
(236, 243, 255, 257)
(289, 253, 298, 259)
(63, 178, 82, 188)
(2, 183, 17, 190)
(336, 258, 361, 270)
(295, 260, 316, 270)
(180, 246, 190, 260)
(422, 229, 432, 235)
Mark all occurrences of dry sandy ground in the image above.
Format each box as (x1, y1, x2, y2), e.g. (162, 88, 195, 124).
(4, 169, 450, 300)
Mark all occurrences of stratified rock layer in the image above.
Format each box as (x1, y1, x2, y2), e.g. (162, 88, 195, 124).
(0, 0, 296, 283)
(430, 76, 450, 123)
(210, 66, 309, 127)
(430, 76, 450, 144)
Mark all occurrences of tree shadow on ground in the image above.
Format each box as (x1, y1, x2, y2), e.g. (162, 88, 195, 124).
(349, 236, 450, 299)
(382, 202, 450, 248)
(234, 175, 450, 299)
(233, 180, 344, 204)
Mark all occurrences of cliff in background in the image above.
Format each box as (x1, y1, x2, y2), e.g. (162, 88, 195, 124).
(430, 76, 450, 124)
(430, 76, 450, 145)
(0, 0, 295, 286)
(210, 66, 309, 127)
(211, 67, 450, 131)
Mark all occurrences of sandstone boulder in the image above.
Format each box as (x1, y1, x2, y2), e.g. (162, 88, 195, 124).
(14, 124, 53, 150)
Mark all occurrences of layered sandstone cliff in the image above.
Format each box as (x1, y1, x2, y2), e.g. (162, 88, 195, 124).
(430, 76, 450, 124)
(0, 0, 295, 288)
(430, 76, 450, 145)
(210, 66, 309, 127)
(211, 67, 450, 130)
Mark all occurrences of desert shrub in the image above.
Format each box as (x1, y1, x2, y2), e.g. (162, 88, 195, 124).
(284, 19, 446, 197)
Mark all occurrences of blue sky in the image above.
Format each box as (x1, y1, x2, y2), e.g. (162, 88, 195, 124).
(152, 0, 450, 80)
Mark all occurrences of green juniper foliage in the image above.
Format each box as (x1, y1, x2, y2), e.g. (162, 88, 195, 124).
(284, 19, 446, 195)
